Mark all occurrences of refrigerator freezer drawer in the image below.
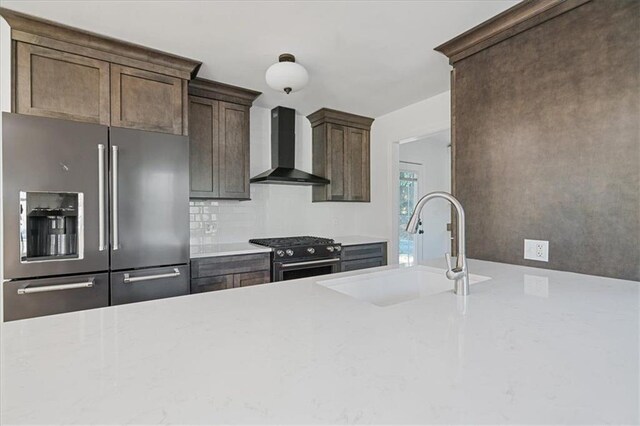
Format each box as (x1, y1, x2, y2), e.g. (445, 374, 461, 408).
(111, 265, 189, 306)
(3, 272, 109, 321)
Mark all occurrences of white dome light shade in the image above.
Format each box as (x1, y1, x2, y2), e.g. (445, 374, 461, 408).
(265, 54, 309, 94)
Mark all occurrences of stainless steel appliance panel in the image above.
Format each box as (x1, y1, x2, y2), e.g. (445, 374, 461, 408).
(2, 113, 109, 279)
(3, 272, 109, 321)
(110, 265, 190, 305)
(273, 257, 341, 281)
(109, 127, 189, 271)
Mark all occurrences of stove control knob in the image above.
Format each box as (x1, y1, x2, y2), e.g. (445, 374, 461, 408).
(276, 250, 285, 257)
(334, 246, 342, 252)
(326, 246, 335, 252)
(286, 249, 294, 256)
(307, 247, 315, 254)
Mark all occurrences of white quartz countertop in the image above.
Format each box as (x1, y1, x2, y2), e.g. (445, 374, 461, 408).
(190, 242, 271, 258)
(333, 235, 387, 246)
(1, 260, 638, 424)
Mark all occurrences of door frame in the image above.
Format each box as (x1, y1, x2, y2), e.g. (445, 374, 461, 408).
(390, 126, 450, 265)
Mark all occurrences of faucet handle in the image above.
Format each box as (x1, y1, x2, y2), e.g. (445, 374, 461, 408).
(445, 252, 453, 271)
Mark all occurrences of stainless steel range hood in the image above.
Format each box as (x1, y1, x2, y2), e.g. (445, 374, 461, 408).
(250, 106, 329, 186)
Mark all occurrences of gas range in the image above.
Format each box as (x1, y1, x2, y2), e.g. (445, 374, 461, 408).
(250, 236, 341, 260)
(249, 236, 342, 281)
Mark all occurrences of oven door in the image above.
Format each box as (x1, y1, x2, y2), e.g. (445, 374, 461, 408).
(273, 257, 341, 282)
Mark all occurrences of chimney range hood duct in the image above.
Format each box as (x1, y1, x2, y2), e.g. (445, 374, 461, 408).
(250, 106, 329, 186)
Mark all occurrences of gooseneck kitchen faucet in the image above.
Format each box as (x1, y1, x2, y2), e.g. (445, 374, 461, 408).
(406, 191, 470, 296)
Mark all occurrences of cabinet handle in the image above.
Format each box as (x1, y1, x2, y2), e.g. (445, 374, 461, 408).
(124, 268, 180, 283)
(112, 145, 119, 250)
(98, 144, 106, 251)
(17, 279, 94, 295)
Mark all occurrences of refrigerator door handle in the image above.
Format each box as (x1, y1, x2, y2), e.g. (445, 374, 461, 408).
(98, 144, 106, 251)
(112, 145, 120, 250)
(17, 279, 95, 295)
(123, 268, 181, 283)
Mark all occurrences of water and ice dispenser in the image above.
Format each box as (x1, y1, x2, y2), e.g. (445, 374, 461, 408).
(20, 191, 84, 262)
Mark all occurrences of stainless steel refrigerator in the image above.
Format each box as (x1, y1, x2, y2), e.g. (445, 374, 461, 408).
(2, 113, 189, 321)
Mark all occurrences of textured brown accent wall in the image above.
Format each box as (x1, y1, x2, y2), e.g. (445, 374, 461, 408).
(454, 0, 639, 281)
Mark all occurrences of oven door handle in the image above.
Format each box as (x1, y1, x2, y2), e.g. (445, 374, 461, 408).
(280, 258, 341, 268)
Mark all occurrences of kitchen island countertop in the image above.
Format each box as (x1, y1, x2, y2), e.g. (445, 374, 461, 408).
(1, 259, 638, 424)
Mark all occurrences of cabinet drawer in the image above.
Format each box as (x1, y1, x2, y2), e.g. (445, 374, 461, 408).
(16, 42, 110, 125)
(111, 265, 189, 306)
(341, 243, 386, 261)
(3, 272, 109, 321)
(234, 271, 270, 288)
(111, 64, 183, 134)
(341, 258, 384, 272)
(191, 274, 234, 293)
(191, 253, 271, 278)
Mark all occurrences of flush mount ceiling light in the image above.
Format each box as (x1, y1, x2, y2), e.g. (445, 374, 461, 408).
(265, 53, 309, 94)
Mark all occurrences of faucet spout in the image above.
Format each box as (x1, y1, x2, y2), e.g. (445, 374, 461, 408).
(405, 191, 469, 296)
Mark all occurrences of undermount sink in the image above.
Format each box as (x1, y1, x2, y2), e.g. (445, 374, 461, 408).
(317, 265, 491, 307)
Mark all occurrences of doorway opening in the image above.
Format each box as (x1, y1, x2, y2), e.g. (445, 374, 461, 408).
(397, 130, 451, 265)
(399, 163, 422, 266)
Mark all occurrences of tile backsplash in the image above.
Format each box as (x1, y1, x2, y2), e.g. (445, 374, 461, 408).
(189, 187, 267, 254)
(189, 184, 369, 254)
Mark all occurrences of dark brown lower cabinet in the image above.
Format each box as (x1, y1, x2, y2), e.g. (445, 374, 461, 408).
(340, 242, 387, 273)
(190, 253, 271, 294)
(234, 271, 271, 288)
(191, 275, 234, 293)
(341, 257, 385, 272)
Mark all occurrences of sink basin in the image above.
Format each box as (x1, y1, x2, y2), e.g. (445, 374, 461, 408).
(317, 265, 491, 306)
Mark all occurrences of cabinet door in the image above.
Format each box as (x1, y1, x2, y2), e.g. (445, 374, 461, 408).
(327, 123, 347, 200)
(15, 43, 110, 125)
(346, 127, 370, 201)
(341, 258, 384, 272)
(233, 271, 270, 288)
(341, 243, 386, 262)
(189, 96, 220, 197)
(111, 64, 183, 134)
(219, 102, 250, 199)
(191, 274, 234, 293)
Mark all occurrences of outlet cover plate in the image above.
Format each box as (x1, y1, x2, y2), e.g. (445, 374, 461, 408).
(524, 239, 549, 262)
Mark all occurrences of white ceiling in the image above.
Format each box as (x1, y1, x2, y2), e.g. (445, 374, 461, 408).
(1, 0, 517, 117)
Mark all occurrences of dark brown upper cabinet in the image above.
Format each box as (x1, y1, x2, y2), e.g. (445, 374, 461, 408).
(2, 7, 201, 135)
(188, 78, 261, 200)
(110, 64, 184, 134)
(308, 108, 374, 202)
(15, 43, 111, 125)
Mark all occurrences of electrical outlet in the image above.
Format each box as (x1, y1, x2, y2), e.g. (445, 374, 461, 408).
(524, 239, 549, 262)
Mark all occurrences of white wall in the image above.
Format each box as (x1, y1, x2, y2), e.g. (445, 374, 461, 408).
(399, 131, 451, 260)
(370, 91, 451, 263)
